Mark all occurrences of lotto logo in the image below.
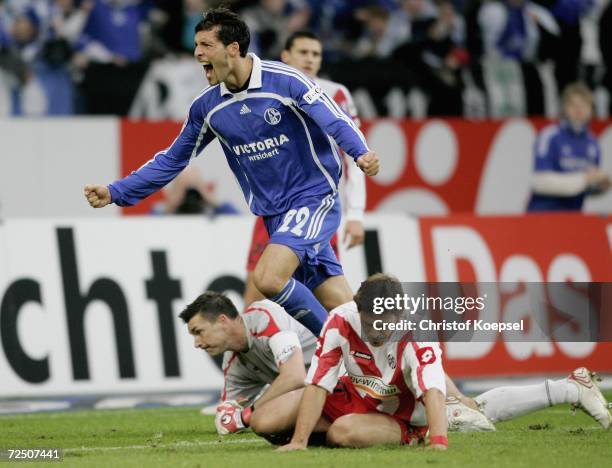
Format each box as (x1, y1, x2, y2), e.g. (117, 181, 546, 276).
(416, 347, 436, 365)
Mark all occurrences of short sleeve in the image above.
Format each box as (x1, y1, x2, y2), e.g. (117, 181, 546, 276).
(403, 342, 446, 399)
(304, 314, 346, 393)
(268, 330, 302, 367)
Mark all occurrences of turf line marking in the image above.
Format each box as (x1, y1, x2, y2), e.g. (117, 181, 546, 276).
(65, 438, 267, 453)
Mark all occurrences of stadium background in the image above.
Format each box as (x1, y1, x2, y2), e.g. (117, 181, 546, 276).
(1, 0, 611, 410)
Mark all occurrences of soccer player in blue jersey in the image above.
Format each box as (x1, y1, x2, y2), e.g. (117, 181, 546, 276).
(527, 83, 610, 211)
(84, 8, 379, 336)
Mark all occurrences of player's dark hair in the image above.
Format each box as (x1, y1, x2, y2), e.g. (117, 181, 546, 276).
(284, 30, 321, 52)
(195, 7, 250, 57)
(354, 273, 403, 317)
(179, 291, 239, 323)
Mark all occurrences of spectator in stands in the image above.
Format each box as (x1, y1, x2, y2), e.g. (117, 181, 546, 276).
(539, 0, 595, 93)
(599, 0, 612, 115)
(242, 0, 310, 59)
(527, 83, 610, 212)
(392, 0, 468, 115)
(10, 7, 42, 63)
(478, 0, 559, 115)
(0, 7, 49, 115)
(77, 0, 153, 114)
(182, 0, 208, 52)
(30, 0, 95, 115)
(50, 0, 94, 45)
(352, 5, 409, 59)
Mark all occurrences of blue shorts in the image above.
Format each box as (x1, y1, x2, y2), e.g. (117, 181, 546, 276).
(263, 193, 344, 290)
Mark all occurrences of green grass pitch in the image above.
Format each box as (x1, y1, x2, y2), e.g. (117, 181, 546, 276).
(1, 393, 611, 467)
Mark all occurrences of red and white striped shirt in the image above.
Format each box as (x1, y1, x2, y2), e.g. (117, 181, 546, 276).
(306, 301, 446, 425)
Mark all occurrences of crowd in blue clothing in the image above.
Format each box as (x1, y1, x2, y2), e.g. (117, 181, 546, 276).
(1, 0, 611, 117)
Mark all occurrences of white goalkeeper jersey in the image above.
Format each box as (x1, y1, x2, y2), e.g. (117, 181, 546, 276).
(221, 299, 317, 405)
(305, 301, 446, 426)
(317, 77, 366, 222)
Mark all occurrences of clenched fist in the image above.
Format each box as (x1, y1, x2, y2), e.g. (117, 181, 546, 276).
(84, 184, 112, 208)
(356, 151, 380, 176)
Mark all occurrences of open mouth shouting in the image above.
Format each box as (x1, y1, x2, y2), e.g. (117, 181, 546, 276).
(202, 62, 215, 82)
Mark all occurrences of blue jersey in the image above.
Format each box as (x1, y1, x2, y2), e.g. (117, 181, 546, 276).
(108, 54, 369, 216)
(527, 120, 601, 211)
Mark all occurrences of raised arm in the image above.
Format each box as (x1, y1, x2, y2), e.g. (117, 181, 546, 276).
(287, 72, 379, 176)
(84, 98, 215, 208)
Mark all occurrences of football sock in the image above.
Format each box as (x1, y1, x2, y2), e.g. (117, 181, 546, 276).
(474, 379, 579, 423)
(547, 378, 580, 405)
(270, 278, 328, 335)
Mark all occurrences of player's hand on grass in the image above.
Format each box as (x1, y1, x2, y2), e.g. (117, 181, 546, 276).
(84, 184, 111, 208)
(275, 441, 307, 452)
(343, 220, 365, 249)
(215, 401, 247, 435)
(357, 151, 379, 176)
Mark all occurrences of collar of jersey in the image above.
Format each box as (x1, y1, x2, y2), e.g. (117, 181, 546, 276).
(220, 52, 263, 97)
(560, 118, 588, 136)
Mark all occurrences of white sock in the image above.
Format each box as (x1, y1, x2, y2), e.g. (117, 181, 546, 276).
(474, 379, 579, 423)
(547, 378, 579, 405)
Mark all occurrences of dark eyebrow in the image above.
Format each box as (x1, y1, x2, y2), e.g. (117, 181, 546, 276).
(189, 326, 198, 335)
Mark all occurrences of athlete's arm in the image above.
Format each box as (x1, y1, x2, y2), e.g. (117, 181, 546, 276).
(406, 343, 448, 447)
(253, 347, 306, 409)
(287, 74, 372, 164)
(532, 171, 589, 196)
(276, 384, 327, 451)
(85, 98, 214, 208)
(424, 387, 448, 450)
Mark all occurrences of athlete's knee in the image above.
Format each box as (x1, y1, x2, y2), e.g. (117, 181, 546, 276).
(326, 415, 361, 447)
(252, 263, 289, 298)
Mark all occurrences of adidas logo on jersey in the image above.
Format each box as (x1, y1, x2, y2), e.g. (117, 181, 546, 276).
(240, 104, 251, 115)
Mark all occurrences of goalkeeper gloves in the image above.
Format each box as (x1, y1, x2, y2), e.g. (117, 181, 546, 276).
(215, 401, 253, 435)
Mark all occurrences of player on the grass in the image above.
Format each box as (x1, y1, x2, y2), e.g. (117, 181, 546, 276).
(243, 30, 366, 308)
(84, 7, 379, 337)
(253, 273, 450, 450)
(179, 291, 318, 435)
(180, 289, 611, 437)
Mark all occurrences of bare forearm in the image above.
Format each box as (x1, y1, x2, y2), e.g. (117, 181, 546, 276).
(424, 388, 447, 438)
(532, 172, 587, 197)
(290, 385, 327, 445)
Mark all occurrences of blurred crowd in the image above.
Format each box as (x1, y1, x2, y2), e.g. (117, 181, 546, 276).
(1, 0, 611, 117)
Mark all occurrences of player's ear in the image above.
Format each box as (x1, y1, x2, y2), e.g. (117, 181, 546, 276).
(228, 41, 240, 57)
(217, 314, 230, 325)
(280, 50, 290, 64)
